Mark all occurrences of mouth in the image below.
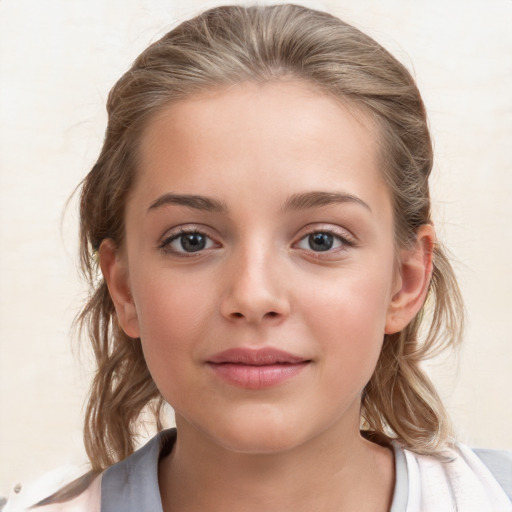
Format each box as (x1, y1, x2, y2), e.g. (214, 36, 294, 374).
(206, 347, 311, 389)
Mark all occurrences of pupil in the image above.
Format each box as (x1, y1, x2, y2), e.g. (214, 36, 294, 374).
(181, 233, 206, 252)
(309, 233, 333, 251)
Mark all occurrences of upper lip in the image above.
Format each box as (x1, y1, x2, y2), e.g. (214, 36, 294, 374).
(207, 347, 309, 365)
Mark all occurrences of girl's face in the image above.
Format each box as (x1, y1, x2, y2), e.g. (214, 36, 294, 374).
(102, 80, 430, 454)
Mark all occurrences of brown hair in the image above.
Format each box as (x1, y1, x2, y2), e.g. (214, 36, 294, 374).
(77, 3, 463, 474)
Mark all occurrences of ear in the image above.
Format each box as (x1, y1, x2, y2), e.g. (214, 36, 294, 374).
(99, 239, 140, 338)
(385, 224, 435, 335)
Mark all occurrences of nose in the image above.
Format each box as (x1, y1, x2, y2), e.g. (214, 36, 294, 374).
(219, 246, 290, 325)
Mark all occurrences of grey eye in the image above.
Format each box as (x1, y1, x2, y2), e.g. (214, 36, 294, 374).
(297, 232, 344, 252)
(169, 232, 214, 253)
(308, 233, 333, 251)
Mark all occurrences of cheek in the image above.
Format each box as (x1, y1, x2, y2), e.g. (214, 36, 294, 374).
(132, 270, 217, 362)
(297, 270, 392, 384)
(299, 266, 392, 335)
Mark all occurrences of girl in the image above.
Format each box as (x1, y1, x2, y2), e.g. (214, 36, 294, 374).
(17, 3, 512, 511)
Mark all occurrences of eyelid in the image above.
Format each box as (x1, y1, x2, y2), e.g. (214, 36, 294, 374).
(156, 223, 356, 258)
(157, 225, 221, 256)
(295, 223, 357, 244)
(292, 224, 357, 254)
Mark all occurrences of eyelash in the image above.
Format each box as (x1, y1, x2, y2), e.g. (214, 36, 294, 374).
(157, 226, 356, 257)
(294, 227, 356, 257)
(158, 227, 218, 257)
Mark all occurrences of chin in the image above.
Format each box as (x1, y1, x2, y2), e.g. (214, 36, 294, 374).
(216, 424, 303, 455)
(192, 407, 308, 455)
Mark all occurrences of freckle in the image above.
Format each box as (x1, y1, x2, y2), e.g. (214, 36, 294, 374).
(13, 483, 22, 493)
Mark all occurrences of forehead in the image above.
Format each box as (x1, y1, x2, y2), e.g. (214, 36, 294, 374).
(132, 80, 388, 215)
(141, 80, 377, 152)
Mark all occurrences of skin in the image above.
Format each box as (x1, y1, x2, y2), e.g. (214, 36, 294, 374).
(101, 80, 434, 512)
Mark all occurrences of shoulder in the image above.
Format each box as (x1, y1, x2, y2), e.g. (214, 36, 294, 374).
(3, 470, 101, 512)
(4, 429, 176, 512)
(100, 429, 176, 511)
(401, 442, 512, 510)
(472, 446, 512, 499)
(33, 476, 101, 512)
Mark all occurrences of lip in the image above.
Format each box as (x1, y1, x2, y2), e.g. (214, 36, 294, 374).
(206, 347, 311, 389)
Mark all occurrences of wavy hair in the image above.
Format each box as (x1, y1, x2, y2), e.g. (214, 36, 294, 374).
(75, 3, 463, 474)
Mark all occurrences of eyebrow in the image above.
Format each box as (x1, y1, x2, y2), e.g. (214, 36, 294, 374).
(283, 191, 371, 212)
(147, 190, 371, 215)
(147, 193, 228, 214)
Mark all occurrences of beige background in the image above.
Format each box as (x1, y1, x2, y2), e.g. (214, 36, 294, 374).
(1, 0, 511, 495)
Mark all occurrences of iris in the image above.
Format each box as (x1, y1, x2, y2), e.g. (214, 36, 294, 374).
(308, 233, 333, 251)
(180, 233, 206, 252)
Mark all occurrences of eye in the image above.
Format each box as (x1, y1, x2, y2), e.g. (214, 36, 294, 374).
(159, 229, 217, 255)
(296, 230, 352, 253)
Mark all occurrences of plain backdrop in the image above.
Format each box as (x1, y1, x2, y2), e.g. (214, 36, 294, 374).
(1, 0, 511, 495)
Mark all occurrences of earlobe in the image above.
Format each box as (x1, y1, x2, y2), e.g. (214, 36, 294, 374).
(99, 239, 140, 339)
(385, 224, 435, 334)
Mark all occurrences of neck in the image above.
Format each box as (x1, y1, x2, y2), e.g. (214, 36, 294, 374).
(159, 416, 394, 512)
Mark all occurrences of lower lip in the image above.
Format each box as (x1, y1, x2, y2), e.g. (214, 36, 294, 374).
(207, 362, 310, 389)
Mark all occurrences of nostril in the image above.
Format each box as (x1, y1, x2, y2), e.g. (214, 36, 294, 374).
(231, 311, 278, 320)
